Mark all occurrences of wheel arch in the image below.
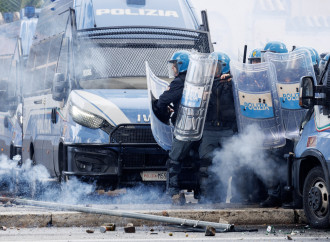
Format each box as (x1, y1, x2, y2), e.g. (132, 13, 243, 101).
(298, 149, 330, 196)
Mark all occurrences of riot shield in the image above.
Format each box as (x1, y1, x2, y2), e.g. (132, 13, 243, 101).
(231, 61, 286, 148)
(264, 49, 315, 139)
(145, 61, 173, 151)
(174, 52, 217, 141)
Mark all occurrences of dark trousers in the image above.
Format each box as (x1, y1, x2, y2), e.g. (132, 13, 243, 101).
(167, 128, 234, 200)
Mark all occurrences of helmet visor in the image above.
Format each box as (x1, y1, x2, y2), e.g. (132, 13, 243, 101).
(168, 60, 178, 78)
(215, 61, 224, 77)
(248, 58, 261, 64)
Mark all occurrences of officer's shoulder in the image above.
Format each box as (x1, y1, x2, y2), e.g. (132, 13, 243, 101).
(171, 76, 185, 85)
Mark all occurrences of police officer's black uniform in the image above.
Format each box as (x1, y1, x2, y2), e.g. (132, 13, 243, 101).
(155, 72, 186, 125)
(154, 72, 192, 197)
(197, 75, 237, 202)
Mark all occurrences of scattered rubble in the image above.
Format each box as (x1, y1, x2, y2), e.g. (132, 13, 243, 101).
(162, 211, 169, 217)
(287, 235, 293, 240)
(172, 193, 186, 206)
(124, 223, 135, 233)
(1, 226, 7, 231)
(266, 225, 275, 234)
(205, 226, 216, 236)
(86, 229, 94, 233)
(100, 223, 116, 233)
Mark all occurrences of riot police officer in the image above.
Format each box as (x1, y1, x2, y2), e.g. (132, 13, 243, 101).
(231, 47, 268, 204)
(154, 50, 191, 205)
(197, 52, 237, 203)
(294, 47, 320, 81)
(156, 51, 237, 205)
(259, 41, 295, 207)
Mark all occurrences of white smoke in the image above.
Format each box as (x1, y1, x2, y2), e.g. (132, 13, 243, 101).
(0, 154, 170, 206)
(0, 155, 95, 204)
(211, 124, 287, 202)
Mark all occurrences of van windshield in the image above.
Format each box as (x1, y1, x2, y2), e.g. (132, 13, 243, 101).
(79, 77, 172, 89)
(74, 27, 211, 89)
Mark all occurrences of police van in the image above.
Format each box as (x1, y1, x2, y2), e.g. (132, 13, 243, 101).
(0, 9, 38, 161)
(22, 0, 213, 190)
(286, 58, 330, 228)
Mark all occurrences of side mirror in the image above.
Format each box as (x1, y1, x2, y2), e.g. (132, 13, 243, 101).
(52, 73, 68, 101)
(299, 76, 315, 109)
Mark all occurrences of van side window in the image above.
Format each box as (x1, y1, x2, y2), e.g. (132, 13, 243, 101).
(45, 36, 62, 89)
(56, 36, 69, 79)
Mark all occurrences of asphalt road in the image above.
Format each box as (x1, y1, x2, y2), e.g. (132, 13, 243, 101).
(0, 225, 329, 242)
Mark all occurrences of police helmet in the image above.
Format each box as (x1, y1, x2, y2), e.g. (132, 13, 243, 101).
(294, 47, 318, 66)
(168, 50, 190, 77)
(248, 48, 262, 64)
(320, 52, 329, 59)
(214, 52, 230, 74)
(262, 41, 288, 54)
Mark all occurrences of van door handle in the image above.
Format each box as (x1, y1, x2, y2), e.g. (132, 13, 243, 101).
(34, 100, 42, 104)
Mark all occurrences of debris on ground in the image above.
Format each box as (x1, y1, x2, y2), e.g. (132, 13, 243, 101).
(86, 229, 94, 233)
(169, 232, 173, 236)
(162, 211, 169, 217)
(1, 226, 7, 231)
(172, 193, 186, 206)
(205, 226, 216, 236)
(266, 225, 275, 234)
(99, 223, 116, 233)
(100, 226, 107, 233)
(287, 235, 292, 240)
(102, 223, 116, 231)
(124, 223, 135, 233)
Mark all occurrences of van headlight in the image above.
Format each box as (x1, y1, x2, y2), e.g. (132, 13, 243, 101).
(69, 104, 105, 129)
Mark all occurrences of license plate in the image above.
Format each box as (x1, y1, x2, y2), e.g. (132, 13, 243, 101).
(141, 171, 167, 181)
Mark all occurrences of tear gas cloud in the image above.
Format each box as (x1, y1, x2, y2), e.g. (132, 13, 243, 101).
(211, 124, 287, 202)
(0, 155, 169, 206)
(191, 0, 330, 60)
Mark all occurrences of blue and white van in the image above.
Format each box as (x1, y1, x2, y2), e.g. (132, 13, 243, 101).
(0, 11, 38, 161)
(22, 0, 213, 190)
(287, 58, 330, 228)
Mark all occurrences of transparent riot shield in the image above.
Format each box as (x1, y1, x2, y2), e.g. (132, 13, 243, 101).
(264, 49, 315, 139)
(174, 52, 217, 141)
(231, 61, 286, 148)
(145, 61, 173, 151)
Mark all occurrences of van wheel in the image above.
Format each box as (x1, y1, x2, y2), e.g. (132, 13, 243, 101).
(303, 166, 330, 228)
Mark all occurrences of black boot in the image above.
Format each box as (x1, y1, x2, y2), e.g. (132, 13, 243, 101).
(166, 159, 183, 204)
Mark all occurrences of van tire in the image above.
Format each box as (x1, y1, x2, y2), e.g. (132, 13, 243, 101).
(303, 166, 330, 228)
